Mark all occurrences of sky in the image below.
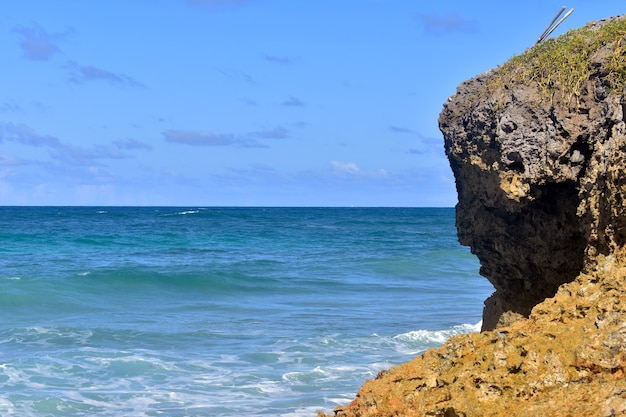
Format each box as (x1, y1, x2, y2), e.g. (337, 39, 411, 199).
(1, 1, 624, 207)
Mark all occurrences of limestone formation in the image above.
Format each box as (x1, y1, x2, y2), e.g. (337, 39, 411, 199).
(441, 15, 626, 331)
(319, 15, 626, 417)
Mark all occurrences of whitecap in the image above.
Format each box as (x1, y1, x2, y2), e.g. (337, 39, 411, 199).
(159, 209, 200, 217)
(248, 380, 288, 395)
(395, 329, 451, 345)
(392, 322, 482, 354)
(0, 398, 15, 415)
(282, 366, 328, 383)
(328, 365, 361, 373)
(282, 405, 339, 417)
(394, 322, 480, 342)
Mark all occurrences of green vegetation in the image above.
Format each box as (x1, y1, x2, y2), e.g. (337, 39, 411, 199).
(491, 16, 626, 104)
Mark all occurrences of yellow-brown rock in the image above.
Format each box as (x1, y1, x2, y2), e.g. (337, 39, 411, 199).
(319, 15, 626, 417)
(321, 253, 626, 416)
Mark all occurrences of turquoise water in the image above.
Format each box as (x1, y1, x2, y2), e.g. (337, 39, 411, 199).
(0, 207, 493, 416)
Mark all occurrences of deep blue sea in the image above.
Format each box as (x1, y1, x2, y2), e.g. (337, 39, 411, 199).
(0, 207, 493, 416)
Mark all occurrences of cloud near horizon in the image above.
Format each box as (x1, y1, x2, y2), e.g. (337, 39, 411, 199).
(113, 138, 153, 151)
(0, 122, 143, 166)
(330, 160, 389, 179)
(0, 122, 61, 147)
(163, 130, 238, 147)
(163, 126, 288, 148)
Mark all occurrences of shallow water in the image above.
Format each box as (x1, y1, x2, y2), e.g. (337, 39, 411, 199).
(0, 207, 493, 416)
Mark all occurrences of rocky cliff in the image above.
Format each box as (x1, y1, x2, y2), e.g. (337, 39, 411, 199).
(320, 15, 626, 417)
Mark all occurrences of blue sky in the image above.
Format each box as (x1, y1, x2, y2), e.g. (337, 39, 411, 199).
(1, 1, 623, 206)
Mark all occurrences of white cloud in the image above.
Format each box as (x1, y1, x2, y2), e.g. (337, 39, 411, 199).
(331, 160, 361, 175)
(330, 160, 390, 180)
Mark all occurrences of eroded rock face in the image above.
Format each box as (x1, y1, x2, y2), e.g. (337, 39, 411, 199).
(319, 15, 626, 417)
(440, 18, 626, 331)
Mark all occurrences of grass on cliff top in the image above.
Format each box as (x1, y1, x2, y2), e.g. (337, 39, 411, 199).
(491, 16, 626, 103)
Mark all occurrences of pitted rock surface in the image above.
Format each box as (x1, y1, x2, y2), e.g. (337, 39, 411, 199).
(440, 16, 626, 330)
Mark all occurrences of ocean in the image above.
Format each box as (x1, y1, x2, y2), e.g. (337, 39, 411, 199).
(0, 206, 493, 416)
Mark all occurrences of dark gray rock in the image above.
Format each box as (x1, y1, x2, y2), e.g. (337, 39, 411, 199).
(439, 17, 626, 330)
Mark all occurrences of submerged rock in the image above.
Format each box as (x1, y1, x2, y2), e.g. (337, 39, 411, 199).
(320, 14, 626, 416)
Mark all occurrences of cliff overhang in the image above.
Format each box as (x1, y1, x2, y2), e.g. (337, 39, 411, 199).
(442, 14, 626, 330)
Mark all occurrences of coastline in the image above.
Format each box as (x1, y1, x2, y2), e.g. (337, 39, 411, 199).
(320, 14, 626, 416)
